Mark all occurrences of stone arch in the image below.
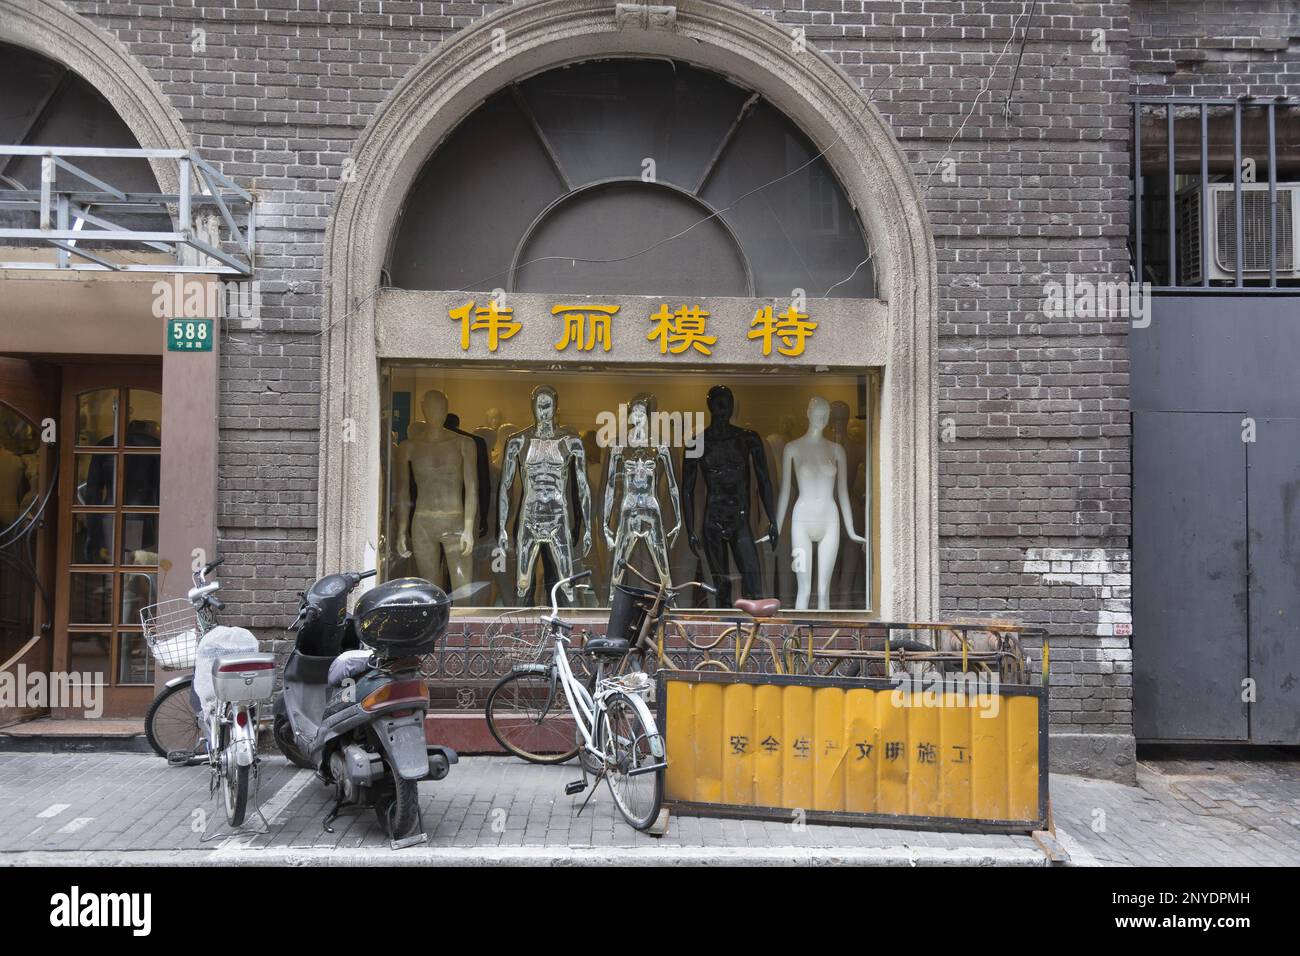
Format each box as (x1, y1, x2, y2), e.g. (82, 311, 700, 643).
(321, 0, 938, 618)
(0, 0, 192, 191)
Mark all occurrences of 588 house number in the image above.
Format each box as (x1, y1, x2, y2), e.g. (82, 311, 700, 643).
(167, 318, 213, 352)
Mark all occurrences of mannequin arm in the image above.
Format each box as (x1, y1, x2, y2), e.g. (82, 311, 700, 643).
(775, 441, 794, 534)
(681, 452, 699, 551)
(660, 444, 682, 543)
(394, 441, 412, 550)
(570, 435, 593, 556)
(602, 446, 622, 546)
(836, 444, 866, 543)
(749, 432, 778, 544)
(460, 437, 478, 550)
(498, 437, 520, 552)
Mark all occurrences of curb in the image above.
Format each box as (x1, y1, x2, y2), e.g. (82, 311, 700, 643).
(0, 845, 1050, 867)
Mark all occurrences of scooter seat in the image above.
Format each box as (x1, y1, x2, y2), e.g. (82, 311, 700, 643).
(585, 636, 630, 657)
(327, 649, 372, 687)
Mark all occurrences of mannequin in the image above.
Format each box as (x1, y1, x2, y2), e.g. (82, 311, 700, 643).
(681, 385, 778, 607)
(603, 394, 682, 600)
(498, 385, 592, 604)
(775, 396, 865, 610)
(395, 390, 479, 598)
(445, 412, 490, 539)
(834, 418, 870, 605)
(476, 407, 503, 460)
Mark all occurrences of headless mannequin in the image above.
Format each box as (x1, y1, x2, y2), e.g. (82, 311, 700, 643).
(498, 385, 592, 604)
(682, 385, 778, 607)
(775, 396, 865, 610)
(604, 395, 682, 600)
(395, 390, 478, 599)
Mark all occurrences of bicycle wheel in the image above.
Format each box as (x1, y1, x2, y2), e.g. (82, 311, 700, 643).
(485, 668, 581, 764)
(219, 724, 249, 827)
(596, 690, 663, 831)
(144, 679, 205, 761)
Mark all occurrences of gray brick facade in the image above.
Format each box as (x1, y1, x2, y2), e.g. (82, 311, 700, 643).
(46, 0, 1293, 773)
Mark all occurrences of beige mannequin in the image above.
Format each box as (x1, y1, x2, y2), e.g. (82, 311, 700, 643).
(394, 390, 479, 597)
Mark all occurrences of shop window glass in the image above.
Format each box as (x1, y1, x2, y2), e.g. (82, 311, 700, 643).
(77, 388, 117, 447)
(125, 390, 161, 446)
(381, 365, 877, 613)
(74, 452, 115, 506)
(68, 632, 110, 681)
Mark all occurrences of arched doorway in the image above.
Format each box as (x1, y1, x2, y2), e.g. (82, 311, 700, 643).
(320, 0, 937, 620)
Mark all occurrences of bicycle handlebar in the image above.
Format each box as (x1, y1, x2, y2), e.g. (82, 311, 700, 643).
(548, 570, 592, 621)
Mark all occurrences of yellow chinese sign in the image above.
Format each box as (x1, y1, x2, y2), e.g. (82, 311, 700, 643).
(449, 299, 522, 352)
(553, 304, 617, 353)
(748, 305, 817, 357)
(447, 300, 816, 358)
(647, 303, 717, 356)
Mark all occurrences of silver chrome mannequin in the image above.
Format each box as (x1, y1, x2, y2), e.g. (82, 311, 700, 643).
(603, 394, 682, 601)
(498, 385, 592, 603)
(774, 396, 866, 610)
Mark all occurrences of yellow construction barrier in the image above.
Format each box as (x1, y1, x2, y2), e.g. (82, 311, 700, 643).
(660, 671, 1047, 832)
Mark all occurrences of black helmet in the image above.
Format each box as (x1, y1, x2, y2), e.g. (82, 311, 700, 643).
(353, 577, 450, 655)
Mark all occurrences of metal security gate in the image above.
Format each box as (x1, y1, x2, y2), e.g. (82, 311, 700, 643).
(1133, 410, 1300, 743)
(1247, 419, 1300, 742)
(1133, 411, 1249, 740)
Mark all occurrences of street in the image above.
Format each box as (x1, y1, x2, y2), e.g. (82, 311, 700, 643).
(1, 751, 1296, 866)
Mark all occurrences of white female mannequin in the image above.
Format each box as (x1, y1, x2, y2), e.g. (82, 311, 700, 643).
(774, 396, 865, 610)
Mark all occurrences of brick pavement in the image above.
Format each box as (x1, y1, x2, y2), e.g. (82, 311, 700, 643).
(1, 751, 1297, 865)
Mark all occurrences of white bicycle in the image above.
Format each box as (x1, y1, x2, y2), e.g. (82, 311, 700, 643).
(484, 570, 666, 831)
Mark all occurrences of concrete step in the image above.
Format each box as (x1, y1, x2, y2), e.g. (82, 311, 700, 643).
(0, 718, 152, 754)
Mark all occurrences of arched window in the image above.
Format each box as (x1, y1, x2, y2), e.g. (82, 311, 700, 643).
(387, 59, 874, 299)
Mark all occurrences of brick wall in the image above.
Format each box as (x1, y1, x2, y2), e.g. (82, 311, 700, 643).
(61, 0, 1142, 745)
(1131, 0, 1300, 95)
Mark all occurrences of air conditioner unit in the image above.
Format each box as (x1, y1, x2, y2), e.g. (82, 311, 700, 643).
(1175, 182, 1300, 284)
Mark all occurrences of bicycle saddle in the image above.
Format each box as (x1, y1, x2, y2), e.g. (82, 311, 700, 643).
(585, 635, 630, 656)
(734, 598, 781, 618)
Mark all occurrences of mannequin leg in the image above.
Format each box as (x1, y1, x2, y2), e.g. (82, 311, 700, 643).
(646, 512, 672, 588)
(608, 528, 633, 602)
(731, 521, 764, 600)
(792, 520, 814, 610)
(815, 519, 841, 611)
(515, 525, 540, 600)
(411, 514, 447, 586)
(547, 525, 576, 603)
(702, 528, 732, 608)
(444, 534, 474, 601)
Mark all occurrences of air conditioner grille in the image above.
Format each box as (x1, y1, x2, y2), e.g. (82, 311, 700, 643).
(1215, 188, 1295, 272)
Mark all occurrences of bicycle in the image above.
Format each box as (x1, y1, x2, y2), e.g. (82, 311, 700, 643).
(140, 558, 224, 762)
(483, 570, 667, 831)
(140, 557, 274, 829)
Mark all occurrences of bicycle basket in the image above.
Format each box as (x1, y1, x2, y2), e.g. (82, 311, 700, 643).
(140, 598, 200, 671)
(485, 606, 551, 673)
(607, 584, 656, 645)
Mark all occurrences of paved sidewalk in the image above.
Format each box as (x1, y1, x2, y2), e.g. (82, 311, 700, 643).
(0, 751, 1296, 865)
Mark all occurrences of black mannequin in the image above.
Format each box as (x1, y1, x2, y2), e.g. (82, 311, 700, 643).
(682, 385, 778, 607)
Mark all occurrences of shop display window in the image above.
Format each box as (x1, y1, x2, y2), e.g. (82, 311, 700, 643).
(380, 364, 879, 613)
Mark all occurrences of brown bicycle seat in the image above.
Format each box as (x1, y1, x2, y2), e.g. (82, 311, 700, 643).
(734, 598, 781, 618)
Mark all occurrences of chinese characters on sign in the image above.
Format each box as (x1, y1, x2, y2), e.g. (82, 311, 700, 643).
(448, 301, 817, 358)
(739, 736, 971, 765)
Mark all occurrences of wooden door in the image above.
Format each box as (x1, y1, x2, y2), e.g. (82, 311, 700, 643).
(53, 365, 162, 719)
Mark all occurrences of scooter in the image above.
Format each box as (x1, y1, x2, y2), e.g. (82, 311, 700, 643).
(272, 570, 458, 846)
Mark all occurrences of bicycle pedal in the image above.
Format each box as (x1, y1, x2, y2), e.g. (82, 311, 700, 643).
(564, 780, 587, 795)
(166, 749, 194, 767)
